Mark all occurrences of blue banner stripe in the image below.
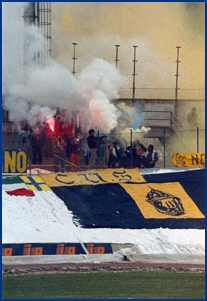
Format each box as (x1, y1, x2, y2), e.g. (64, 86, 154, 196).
(25, 176, 45, 191)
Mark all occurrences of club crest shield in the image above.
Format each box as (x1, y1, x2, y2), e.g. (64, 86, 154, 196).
(146, 187, 185, 216)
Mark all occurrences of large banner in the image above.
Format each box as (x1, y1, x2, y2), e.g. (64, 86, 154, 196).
(48, 169, 204, 229)
(2, 150, 27, 174)
(121, 182, 204, 219)
(3, 169, 205, 230)
(40, 168, 146, 187)
(172, 152, 205, 167)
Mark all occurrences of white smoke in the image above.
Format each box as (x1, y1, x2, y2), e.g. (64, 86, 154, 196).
(26, 105, 56, 129)
(76, 58, 125, 100)
(23, 24, 46, 64)
(2, 2, 24, 93)
(2, 3, 128, 134)
(10, 62, 77, 108)
(88, 90, 118, 132)
(76, 58, 127, 132)
(137, 125, 151, 133)
(3, 97, 30, 126)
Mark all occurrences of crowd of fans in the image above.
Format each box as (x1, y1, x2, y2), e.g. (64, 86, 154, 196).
(16, 108, 158, 172)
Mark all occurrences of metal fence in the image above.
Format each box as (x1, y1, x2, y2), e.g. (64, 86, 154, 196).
(118, 87, 205, 100)
(111, 127, 205, 168)
(2, 127, 205, 173)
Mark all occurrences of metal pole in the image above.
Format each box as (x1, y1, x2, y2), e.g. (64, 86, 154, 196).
(175, 46, 181, 117)
(72, 43, 78, 75)
(115, 45, 120, 68)
(130, 128, 133, 168)
(197, 127, 199, 153)
(132, 46, 138, 103)
(23, 3, 37, 72)
(36, 3, 52, 63)
(163, 128, 166, 167)
(29, 154, 32, 175)
(170, 112, 172, 129)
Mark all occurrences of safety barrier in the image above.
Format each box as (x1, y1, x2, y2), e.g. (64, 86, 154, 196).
(2, 243, 112, 256)
(2, 248, 12, 256)
(23, 244, 32, 255)
(2, 127, 205, 171)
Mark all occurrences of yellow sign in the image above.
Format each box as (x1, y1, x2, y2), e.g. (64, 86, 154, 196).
(3, 150, 27, 173)
(40, 168, 146, 187)
(172, 152, 205, 167)
(121, 182, 204, 219)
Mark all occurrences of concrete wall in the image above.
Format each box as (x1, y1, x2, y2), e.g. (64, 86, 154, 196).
(118, 98, 205, 129)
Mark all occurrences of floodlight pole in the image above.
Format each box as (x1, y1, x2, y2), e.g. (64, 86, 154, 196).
(175, 46, 181, 117)
(115, 45, 120, 68)
(132, 45, 138, 103)
(72, 42, 78, 75)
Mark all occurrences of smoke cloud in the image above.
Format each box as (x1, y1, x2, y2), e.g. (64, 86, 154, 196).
(2, 2, 204, 136)
(2, 3, 129, 133)
(51, 2, 204, 93)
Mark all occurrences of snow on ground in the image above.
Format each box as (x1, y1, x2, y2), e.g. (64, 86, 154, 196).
(26, 166, 203, 175)
(2, 167, 205, 264)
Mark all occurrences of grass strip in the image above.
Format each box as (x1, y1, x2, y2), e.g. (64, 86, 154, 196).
(3, 270, 205, 299)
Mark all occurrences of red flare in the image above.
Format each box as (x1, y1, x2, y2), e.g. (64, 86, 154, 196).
(49, 124, 54, 132)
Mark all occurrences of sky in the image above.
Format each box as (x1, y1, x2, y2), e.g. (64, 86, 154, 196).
(2, 2, 205, 134)
(2, 167, 205, 264)
(51, 2, 205, 96)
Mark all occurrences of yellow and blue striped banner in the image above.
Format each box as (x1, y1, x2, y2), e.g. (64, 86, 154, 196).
(20, 175, 50, 191)
(40, 168, 146, 187)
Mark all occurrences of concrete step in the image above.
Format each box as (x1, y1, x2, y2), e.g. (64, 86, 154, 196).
(143, 127, 173, 138)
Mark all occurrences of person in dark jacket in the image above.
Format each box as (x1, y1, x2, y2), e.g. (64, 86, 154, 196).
(121, 146, 132, 168)
(144, 143, 158, 168)
(62, 119, 74, 158)
(113, 141, 123, 167)
(54, 135, 66, 172)
(17, 127, 29, 152)
(132, 140, 147, 168)
(87, 129, 106, 167)
(43, 123, 54, 157)
(70, 137, 80, 172)
(187, 107, 198, 128)
(30, 127, 44, 164)
(87, 129, 99, 167)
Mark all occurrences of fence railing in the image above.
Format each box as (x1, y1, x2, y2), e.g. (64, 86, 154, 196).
(2, 126, 205, 173)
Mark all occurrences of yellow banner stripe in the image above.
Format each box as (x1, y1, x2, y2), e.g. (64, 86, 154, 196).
(39, 168, 146, 187)
(172, 152, 205, 167)
(20, 175, 50, 191)
(121, 182, 204, 219)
